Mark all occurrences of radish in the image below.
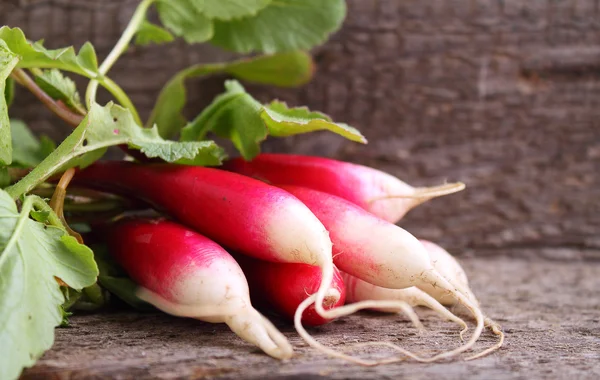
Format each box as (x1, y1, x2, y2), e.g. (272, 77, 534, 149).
(279, 185, 490, 361)
(222, 154, 464, 223)
(420, 240, 477, 306)
(419, 240, 504, 360)
(105, 217, 293, 359)
(74, 161, 338, 318)
(76, 162, 427, 363)
(234, 255, 346, 326)
(342, 272, 468, 334)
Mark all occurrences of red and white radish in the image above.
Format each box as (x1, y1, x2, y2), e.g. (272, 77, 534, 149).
(76, 162, 426, 363)
(105, 218, 293, 359)
(279, 185, 487, 361)
(234, 255, 346, 326)
(223, 154, 464, 223)
(342, 272, 468, 334)
(75, 161, 337, 317)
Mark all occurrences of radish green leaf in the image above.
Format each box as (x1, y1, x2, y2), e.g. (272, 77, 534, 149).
(210, 0, 346, 53)
(0, 190, 98, 380)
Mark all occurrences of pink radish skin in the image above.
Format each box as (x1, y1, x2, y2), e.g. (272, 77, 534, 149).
(76, 162, 329, 265)
(105, 218, 293, 359)
(342, 272, 468, 333)
(280, 185, 487, 361)
(75, 162, 336, 318)
(223, 154, 464, 223)
(234, 255, 346, 326)
(76, 162, 423, 363)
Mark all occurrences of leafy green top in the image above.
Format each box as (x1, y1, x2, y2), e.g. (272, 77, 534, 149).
(154, 0, 345, 53)
(0, 191, 98, 380)
(181, 80, 366, 159)
(211, 0, 347, 53)
(10, 120, 55, 168)
(156, 0, 214, 44)
(197, 0, 272, 20)
(148, 51, 314, 138)
(0, 40, 19, 165)
(0, 27, 98, 77)
(6, 102, 225, 199)
(34, 69, 86, 114)
(134, 21, 175, 46)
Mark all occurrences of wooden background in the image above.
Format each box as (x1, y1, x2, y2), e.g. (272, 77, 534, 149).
(3, 0, 599, 260)
(3, 1, 600, 379)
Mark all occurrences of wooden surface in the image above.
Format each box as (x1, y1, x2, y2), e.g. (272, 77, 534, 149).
(21, 257, 600, 379)
(2, 1, 599, 379)
(2, 0, 599, 259)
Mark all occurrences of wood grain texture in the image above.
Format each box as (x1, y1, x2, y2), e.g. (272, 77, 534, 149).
(2, 0, 599, 258)
(21, 257, 600, 379)
(3, 3, 600, 378)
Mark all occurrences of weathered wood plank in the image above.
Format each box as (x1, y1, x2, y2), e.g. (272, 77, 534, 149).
(21, 257, 600, 379)
(3, 3, 598, 379)
(2, 1, 599, 258)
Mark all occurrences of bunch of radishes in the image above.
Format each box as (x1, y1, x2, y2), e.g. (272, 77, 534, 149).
(76, 153, 503, 364)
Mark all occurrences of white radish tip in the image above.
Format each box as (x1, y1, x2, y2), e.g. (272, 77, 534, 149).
(135, 287, 239, 318)
(226, 309, 294, 360)
(367, 182, 466, 203)
(306, 264, 484, 363)
(137, 287, 293, 360)
(409, 289, 469, 337)
(414, 270, 486, 362)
